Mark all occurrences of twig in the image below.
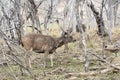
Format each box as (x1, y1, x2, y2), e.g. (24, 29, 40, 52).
(0, 30, 34, 78)
(88, 50, 120, 70)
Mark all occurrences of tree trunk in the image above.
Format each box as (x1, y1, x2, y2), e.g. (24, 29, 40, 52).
(88, 1, 108, 37)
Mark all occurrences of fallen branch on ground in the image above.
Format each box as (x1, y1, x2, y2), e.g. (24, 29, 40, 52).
(88, 50, 120, 70)
(65, 67, 114, 77)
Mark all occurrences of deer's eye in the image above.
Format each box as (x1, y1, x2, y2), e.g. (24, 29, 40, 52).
(105, 45, 107, 48)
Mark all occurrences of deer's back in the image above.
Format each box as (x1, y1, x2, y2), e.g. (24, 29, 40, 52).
(22, 33, 56, 53)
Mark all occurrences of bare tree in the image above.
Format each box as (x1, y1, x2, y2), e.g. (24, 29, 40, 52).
(0, 0, 119, 79)
(26, 0, 41, 33)
(75, 0, 89, 72)
(87, 0, 109, 37)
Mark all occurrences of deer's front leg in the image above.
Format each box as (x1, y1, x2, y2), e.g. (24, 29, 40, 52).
(50, 53, 54, 67)
(64, 44, 69, 53)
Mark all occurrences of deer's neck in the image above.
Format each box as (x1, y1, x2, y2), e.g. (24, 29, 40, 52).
(54, 37, 65, 48)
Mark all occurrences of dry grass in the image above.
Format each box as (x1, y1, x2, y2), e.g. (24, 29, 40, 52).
(0, 26, 120, 80)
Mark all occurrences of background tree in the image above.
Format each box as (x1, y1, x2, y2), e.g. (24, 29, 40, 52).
(0, 0, 120, 79)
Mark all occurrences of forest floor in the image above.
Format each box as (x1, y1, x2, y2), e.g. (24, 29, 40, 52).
(0, 26, 120, 80)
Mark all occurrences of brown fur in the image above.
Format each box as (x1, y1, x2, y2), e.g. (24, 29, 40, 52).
(21, 32, 75, 53)
(21, 32, 75, 67)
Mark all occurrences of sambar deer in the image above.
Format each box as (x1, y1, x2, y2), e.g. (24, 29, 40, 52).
(64, 24, 86, 51)
(21, 31, 76, 68)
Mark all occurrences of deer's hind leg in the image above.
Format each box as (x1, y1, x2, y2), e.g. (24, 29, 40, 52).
(25, 48, 33, 68)
(43, 51, 49, 68)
